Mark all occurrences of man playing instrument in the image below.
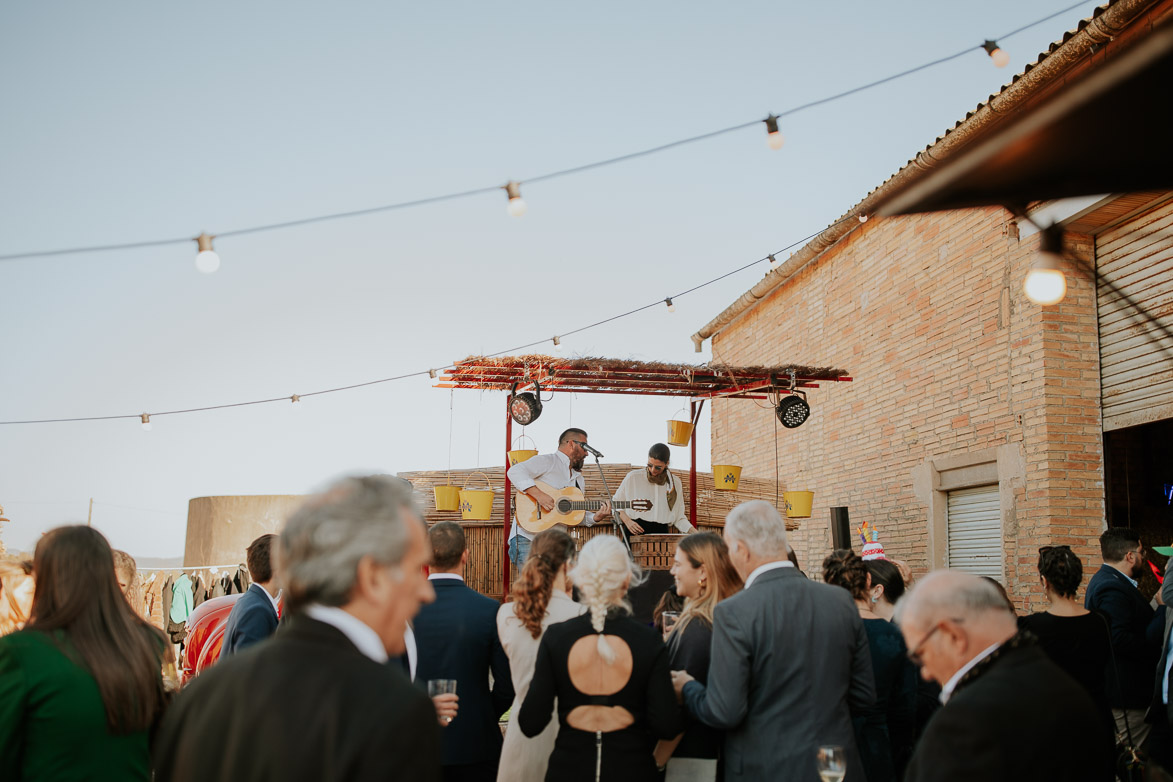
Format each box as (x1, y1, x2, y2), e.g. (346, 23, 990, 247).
(506, 428, 612, 570)
(614, 443, 694, 537)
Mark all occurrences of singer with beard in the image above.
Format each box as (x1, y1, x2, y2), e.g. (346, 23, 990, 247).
(506, 428, 613, 570)
(614, 443, 694, 538)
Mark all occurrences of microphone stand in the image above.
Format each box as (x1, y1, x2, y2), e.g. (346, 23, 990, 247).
(589, 453, 633, 555)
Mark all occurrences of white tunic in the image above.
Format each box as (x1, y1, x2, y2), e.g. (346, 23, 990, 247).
(612, 468, 692, 532)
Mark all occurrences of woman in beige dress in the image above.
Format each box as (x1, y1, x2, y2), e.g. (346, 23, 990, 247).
(496, 529, 585, 782)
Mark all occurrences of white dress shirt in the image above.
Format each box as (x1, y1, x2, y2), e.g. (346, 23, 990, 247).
(743, 559, 795, 589)
(612, 468, 691, 532)
(252, 583, 281, 617)
(506, 450, 592, 541)
(939, 642, 1001, 704)
(303, 604, 389, 664)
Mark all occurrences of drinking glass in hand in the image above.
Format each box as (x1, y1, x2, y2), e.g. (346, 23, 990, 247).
(661, 612, 680, 641)
(428, 679, 457, 697)
(816, 745, 846, 782)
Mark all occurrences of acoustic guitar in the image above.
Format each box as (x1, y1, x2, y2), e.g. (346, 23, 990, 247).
(515, 480, 652, 534)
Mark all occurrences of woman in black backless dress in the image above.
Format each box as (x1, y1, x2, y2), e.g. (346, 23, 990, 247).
(519, 535, 681, 782)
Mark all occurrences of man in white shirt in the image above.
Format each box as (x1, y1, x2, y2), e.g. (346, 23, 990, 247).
(154, 475, 443, 782)
(613, 442, 693, 538)
(505, 427, 612, 570)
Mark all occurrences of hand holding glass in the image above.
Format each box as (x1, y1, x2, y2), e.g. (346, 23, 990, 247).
(428, 680, 458, 726)
(816, 745, 846, 782)
(661, 612, 680, 640)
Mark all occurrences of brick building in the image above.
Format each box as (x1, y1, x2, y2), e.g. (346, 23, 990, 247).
(692, 0, 1173, 609)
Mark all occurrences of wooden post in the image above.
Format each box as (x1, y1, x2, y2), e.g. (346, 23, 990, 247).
(689, 401, 697, 528)
(503, 401, 513, 599)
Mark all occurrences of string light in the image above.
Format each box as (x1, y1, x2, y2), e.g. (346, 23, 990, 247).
(983, 40, 1011, 67)
(504, 182, 527, 217)
(665, 297, 676, 313)
(194, 233, 220, 274)
(290, 394, 301, 408)
(1023, 224, 1067, 305)
(552, 335, 562, 351)
(858, 213, 868, 224)
(768, 254, 780, 271)
(428, 369, 438, 379)
(140, 413, 152, 432)
(764, 115, 784, 150)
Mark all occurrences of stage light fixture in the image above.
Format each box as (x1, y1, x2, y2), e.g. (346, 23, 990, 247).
(775, 393, 810, 428)
(509, 379, 543, 425)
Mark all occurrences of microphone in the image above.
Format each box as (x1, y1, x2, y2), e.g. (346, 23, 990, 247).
(579, 442, 604, 458)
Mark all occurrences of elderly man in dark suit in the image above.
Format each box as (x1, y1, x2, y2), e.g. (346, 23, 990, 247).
(671, 500, 875, 782)
(153, 475, 441, 782)
(220, 533, 281, 657)
(413, 522, 513, 782)
(900, 570, 1114, 782)
(1085, 527, 1166, 747)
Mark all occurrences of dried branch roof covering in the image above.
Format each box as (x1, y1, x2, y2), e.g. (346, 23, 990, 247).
(437, 354, 851, 398)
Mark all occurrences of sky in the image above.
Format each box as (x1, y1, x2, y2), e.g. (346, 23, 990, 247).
(0, 0, 1101, 558)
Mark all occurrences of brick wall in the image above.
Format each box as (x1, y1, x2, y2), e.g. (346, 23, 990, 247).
(710, 207, 1105, 610)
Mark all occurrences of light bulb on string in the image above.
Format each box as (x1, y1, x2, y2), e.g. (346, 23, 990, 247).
(768, 254, 779, 271)
(858, 213, 868, 224)
(983, 40, 1010, 68)
(194, 233, 220, 274)
(764, 115, 784, 150)
(665, 297, 676, 313)
(290, 394, 302, 410)
(140, 413, 152, 432)
(428, 369, 437, 380)
(504, 181, 527, 217)
(1023, 224, 1068, 306)
(552, 335, 562, 352)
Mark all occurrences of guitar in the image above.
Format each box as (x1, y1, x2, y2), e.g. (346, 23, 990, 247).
(515, 480, 652, 534)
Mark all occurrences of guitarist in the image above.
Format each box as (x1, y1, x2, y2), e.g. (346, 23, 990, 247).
(614, 443, 694, 538)
(506, 427, 612, 570)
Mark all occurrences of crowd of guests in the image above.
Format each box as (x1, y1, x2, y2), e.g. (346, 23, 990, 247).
(0, 477, 1169, 781)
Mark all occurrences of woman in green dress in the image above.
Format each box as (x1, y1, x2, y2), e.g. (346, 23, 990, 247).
(0, 525, 170, 781)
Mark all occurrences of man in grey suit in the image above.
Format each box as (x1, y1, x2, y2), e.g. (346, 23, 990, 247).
(671, 500, 875, 782)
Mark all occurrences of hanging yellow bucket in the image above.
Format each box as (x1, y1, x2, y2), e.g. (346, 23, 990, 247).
(459, 473, 495, 521)
(667, 407, 694, 446)
(712, 453, 742, 491)
(433, 481, 461, 512)
(783, 490, 814, 519)
(508, 434, 538, 466)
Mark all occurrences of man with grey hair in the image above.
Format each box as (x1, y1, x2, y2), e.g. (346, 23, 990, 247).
(671, 500, 875, 782)
(154, 475, 441, 782)
(899, 569, 1112, 782)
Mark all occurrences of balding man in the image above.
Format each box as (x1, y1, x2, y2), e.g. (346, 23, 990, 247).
(154, 475, 441, 782)
(671, 500, 875, 782)
(898, 570, 1113, 782)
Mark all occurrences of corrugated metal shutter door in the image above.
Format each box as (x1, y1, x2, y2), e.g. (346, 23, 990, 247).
(1097, 199, 1173, 431)
(946, 485, 1002, 579)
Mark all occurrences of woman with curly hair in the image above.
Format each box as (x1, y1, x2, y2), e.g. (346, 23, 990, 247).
(496, 529, 586, 782)
(653, 533, 742, 778)
(823, 549, 917, 782)
(519, 534, 681, 782)
(0, 526, 170, 781)
(1019, 545, 1111, 721)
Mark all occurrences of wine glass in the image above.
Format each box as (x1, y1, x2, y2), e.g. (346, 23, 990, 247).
(661, 611, 680, 640)
(816, 745, 846, 782)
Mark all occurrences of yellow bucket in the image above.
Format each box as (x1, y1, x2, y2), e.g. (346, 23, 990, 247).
(459, 473, 495, 521)
(508, 434, 538, 466)
(434, 483, 461, 512)
(667, 419, 694, 446)
(713, 465, 742, 491)
(783, 491, 814, 519)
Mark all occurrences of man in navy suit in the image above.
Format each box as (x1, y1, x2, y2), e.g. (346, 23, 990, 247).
(413, 522, 513, 782)
(1084, 526, 1165, 747)
(221, 534, 281, 657)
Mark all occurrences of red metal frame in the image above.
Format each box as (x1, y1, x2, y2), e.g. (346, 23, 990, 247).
(436, 357, 853, 596)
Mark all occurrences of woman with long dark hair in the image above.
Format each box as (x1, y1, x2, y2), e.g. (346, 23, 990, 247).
(655, 532, 743, 779)
(824, 549, 917, 782)
(0, 526, 169, 781)
(496, 529, 586, 782)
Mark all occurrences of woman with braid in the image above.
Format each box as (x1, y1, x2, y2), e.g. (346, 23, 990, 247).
(519, 534, 681, 782)
(496, 530, 586, 782)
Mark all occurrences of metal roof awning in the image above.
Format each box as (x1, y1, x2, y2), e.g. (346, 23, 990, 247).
(877, 14, 1173, 216)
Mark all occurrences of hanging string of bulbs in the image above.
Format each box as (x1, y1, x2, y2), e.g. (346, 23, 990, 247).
(0, 215, 857, 428)
(0, 1, 1091, 274)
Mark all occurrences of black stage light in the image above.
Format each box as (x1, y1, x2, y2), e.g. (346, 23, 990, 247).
(775, 393, 810, 428)
(509, 380, 543, 425)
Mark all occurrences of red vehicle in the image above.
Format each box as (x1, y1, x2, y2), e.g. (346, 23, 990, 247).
(180, 594, 242, 683)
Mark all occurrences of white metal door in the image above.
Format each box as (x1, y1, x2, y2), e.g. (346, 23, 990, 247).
(1097, 198, 1173, 431)
(946, 485, 1002, 580)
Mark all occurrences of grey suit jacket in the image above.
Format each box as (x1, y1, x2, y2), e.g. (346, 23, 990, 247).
(682, 565, 876, 782)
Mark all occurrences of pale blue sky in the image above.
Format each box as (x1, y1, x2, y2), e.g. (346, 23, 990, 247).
(0, 1, 1097, 557)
